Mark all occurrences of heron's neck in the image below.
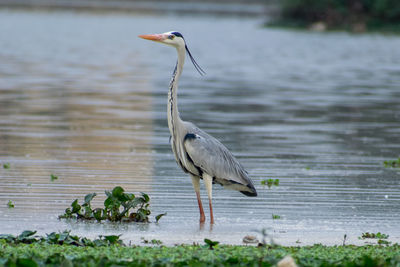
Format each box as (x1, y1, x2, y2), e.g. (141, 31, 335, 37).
(168, 46, 185, 136)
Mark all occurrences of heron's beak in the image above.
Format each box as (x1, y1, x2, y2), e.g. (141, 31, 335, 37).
(138, 34, 168, 42)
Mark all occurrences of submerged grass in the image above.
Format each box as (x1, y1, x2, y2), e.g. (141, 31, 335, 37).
(1, 241, 400, 267)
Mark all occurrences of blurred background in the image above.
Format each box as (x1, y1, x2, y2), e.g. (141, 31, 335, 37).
(0, 0, 399, 245)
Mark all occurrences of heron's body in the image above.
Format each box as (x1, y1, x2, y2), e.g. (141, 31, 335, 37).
(139, 31, 257, 224)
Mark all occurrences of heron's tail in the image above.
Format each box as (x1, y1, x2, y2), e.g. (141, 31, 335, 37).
(240, 182, 257, 197)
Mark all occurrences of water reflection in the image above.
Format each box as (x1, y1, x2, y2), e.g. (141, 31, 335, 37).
(0, 9, 155, 215)
(0, 9, 399, 245)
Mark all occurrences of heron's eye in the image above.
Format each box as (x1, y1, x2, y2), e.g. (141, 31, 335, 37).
(168, 35, 175, 40)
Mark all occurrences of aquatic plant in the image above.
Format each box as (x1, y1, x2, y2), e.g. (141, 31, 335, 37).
(3, 163, 10, 169)
(383, 158, 400, 168)
(359, 232, 391, 245)
(360, 232, 389, 239)
(59, 186, 165, 223)
(261, 178, 280, 188)
(204, 238, 219, 250)
(50, 174, 58, 181)
(0, 230, 123, 246)
(1, 234, 400, 267)
(141, 237, 163, 245)
(377, 239, 392, 245)
(7, 200, 14, 209)
(272, 214, 281, 220)
(155, 213, 167, 223)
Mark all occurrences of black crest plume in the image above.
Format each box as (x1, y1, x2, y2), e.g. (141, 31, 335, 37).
(185, 44, 206, 76)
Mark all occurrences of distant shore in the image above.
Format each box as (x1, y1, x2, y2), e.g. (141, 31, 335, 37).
(0, 0, 276, 17)
(267, 0, 400, 33)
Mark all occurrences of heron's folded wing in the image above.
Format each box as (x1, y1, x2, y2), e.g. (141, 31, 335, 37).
(183, 133, 251, 186)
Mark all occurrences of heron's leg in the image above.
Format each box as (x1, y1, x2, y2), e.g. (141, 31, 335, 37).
(190, 175, 205, 223)
(203, 173, 214, 224)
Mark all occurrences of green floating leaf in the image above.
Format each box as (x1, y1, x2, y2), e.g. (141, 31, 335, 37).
(103, 235, 121, 244)
(112, 186, 124, 198)
(50, 174, 58, 181)
(272, 214, 281, 219)
(204, 238, 219, 250)
(71, 199, 81, 213)
(93, 208, 105, 222)
(7, 200, 14, 208)
(84, 193, 96, 206)
(151, 239, 162, 245)
(262, 178, 280, 188)
(378, 239, 391, 245)
(17, 230, 37, 244)
(360, 232, 389, 239)
(19, 230, 37, 238)
(3, 163, 10, 169)
(103, 196, 114, 209)
(383, 158, 400, 168)
(141, 192, 150, 203)
(155, 213, 167, 223)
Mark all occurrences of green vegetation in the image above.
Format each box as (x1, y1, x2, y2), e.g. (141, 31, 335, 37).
(261, 178, 280, 188)
(58, 186, 165, 223)
(204, 238, 219, 250)
(272, 214, 281, 220)
(359, 232, 391, 245)
(270, 0, 400, 32)
(50, 174, 58, 181)
(0, 230, 123, 247)
(384, 158, 400, 168)
(141, 238, 163, 245)
(155, 212, 167, 223)
(2, 163, 10, 169)
(360, 232, 389, 239)
(7, 200, 14, 209)
(1, 233, 400, 267)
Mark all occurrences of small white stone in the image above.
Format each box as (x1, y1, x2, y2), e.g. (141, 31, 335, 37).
(277, 255, 297, 267)
(242, 235, 258, 244)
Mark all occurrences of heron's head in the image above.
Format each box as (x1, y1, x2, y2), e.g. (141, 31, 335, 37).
(139, 31, 205, 75)
(139, 31, 185, 49)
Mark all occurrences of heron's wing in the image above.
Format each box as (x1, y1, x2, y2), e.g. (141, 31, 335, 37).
(183, 129, 256, 195)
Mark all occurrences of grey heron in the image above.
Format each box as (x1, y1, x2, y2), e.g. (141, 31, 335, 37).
(139, 31, 257, 224)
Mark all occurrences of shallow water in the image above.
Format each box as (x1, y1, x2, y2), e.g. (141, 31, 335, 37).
(0, 9, 400, 246)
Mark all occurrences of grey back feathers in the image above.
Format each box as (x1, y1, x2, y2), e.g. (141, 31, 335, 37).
(180, 122, 257, 196)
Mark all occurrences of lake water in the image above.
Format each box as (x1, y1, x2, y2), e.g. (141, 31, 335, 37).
(0, 8, 400, 246)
